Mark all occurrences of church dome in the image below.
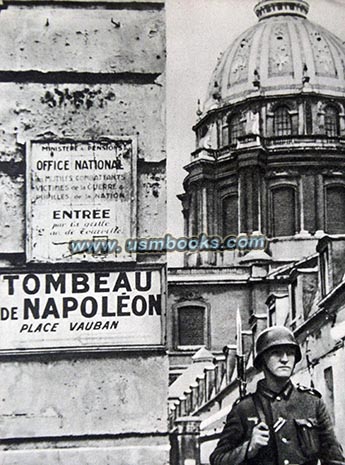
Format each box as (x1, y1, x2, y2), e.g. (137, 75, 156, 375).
(204, 0, 345, 112)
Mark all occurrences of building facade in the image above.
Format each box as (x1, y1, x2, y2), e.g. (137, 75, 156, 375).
(168, 1, 345, 463)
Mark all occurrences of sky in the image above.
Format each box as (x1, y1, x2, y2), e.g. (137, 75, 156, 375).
(166, 0, 345, 266)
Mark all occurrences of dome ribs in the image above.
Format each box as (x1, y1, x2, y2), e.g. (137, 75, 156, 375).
(320, 26, 345, 83)
(249, 21, 266, 90)
(202, 2, 345, 112)
(287, 20, 303, 83)
(229, 30, 255, 86)
(268, 21, 294, 77)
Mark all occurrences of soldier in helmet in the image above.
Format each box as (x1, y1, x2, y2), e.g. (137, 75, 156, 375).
(210, 326, 345, 465)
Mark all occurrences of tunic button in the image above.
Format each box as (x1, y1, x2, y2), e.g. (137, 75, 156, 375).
(276, 396, 281, 401)
(284, 460, 289, 465)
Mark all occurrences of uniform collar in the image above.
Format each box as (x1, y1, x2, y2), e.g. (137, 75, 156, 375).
(257, 379, 294, 400)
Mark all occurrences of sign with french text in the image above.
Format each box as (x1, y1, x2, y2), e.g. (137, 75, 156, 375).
(0, 269, 164, 352)
(27, 138, 137, 262)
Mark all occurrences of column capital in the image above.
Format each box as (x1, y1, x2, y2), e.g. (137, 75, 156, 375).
(174, 417, 202, 434)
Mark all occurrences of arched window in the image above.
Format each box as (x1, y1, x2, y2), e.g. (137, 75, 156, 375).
(325, 185, 345, 234)
(229, 113, 243, 145)
(222, 194, 239, 236)
(273, 106, 292, 136)
(324, 105, 339, 137)
(271, 186, 296, 236)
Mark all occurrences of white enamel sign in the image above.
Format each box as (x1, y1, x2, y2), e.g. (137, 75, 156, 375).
(0, 269, 164, 352)
(27, 138, 136, 262)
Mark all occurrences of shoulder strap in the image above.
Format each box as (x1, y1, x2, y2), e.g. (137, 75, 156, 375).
(252, 393, 270, 427)
(297, 384, 322, 398)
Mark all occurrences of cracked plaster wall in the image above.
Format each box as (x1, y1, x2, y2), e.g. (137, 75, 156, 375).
(0, 2, 166, 254)
(0, 354, 168, 438)
(0, 2, 168, 463)
(0, 7, 165, 74)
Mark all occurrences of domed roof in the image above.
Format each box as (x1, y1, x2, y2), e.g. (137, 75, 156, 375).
(204, 0, 345, 112)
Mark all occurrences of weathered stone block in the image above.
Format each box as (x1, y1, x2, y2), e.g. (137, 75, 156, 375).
(0, 80, 165, 253)
(0, 5, 165, 74)
(0, 353, 168, 438)
(0, 82, 165, 162)
(0, 442, 169, 465)
(0, 172, 24, 252)
(137, 160, 166, 240)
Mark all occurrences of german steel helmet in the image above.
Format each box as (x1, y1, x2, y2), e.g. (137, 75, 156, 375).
(253, 326, 302, 369)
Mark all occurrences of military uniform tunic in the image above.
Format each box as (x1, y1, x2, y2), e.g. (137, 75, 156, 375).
(210, 380, 345, 465)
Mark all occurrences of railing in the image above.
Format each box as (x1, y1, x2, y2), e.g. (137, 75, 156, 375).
(264, 135, 344, 149)
(168, 347, 237, 430)
(189, 135, 345, 163)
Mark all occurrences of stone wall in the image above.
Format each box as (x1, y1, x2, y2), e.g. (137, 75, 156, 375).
(0, 0, 166, 259)
(0, 1, 168, 464)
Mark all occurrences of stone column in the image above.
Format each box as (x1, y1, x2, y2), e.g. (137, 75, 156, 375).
(239, 169, 248, 233)
(238, 149, 264, 235)
(252, 167, 261, 232)
(246, 168, 254, 233)
(239, 166, 262, 234)
(170, 417, 202, 465)
(315, 174, 325, 234)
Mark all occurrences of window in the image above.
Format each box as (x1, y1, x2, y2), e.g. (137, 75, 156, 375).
(190, 190, 199, 236)
(222, 194, 239, 236)
(229, 113, 243, 145)
(267, 299, 277, 326)
(305, 102, 313, 135)
(324, 367, 335, 423)
(290, 279, 298, 325)
(221, 114, 229, 146)
(197, 125, 208, 146)
(271, 186, 296, 236)
(289, 278, 303, 330)
(273, 106, 292, 136)
(324, 105, 339, 137)
(267, 294, 289, 327)
(176, 304, 207, 348)
(325, 185, 345, 234)
(319, 246, 330, 298)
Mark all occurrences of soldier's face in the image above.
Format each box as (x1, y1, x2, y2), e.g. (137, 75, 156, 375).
(262, 345, 296, 379)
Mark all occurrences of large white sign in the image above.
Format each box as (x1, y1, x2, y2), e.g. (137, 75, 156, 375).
(27, 138, 137, 262)
(0, 269, 164, 352)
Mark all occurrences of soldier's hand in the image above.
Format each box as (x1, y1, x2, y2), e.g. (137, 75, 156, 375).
(247, 422, 270, 458)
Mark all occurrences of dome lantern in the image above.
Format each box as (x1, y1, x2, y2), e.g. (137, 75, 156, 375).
(254, 0, 309, 21)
